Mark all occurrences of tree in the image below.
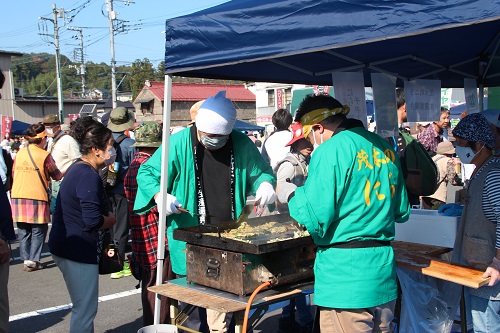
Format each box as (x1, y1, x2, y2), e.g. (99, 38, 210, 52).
(130, 58, 155, 99)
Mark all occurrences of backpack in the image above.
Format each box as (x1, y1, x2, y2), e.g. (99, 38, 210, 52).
(399, 130, 439, 197)
(99, 134, 128, 188)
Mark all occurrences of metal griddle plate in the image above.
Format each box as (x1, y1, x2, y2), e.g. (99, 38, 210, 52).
(173, 213, 313, 255)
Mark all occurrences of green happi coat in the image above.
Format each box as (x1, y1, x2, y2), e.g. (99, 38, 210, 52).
(134, 127, 275, 275)
(289, 126, 410, 308)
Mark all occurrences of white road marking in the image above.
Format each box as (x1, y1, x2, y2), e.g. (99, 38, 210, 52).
(9, 289, 141, 322)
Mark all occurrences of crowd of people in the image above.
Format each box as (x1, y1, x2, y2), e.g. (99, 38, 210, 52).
(1, 74, 500, 333)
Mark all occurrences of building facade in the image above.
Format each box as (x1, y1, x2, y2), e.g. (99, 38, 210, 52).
(133, 81, 256, 127)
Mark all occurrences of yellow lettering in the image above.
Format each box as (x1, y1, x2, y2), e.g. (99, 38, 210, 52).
(384, 149, 396, 162)
(373, 148, 390, 167)
(357, 149, 373, 171)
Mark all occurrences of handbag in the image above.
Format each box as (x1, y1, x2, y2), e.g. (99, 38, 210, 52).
(99, 229, 123, 275)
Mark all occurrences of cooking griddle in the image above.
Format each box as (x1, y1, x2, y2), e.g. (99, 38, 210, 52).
(173, 213, 313, 254)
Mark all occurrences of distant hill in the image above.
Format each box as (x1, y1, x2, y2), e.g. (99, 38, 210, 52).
(12, 53, 244, 99)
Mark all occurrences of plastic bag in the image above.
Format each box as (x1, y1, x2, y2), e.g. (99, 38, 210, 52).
(397, 267, 462, 333)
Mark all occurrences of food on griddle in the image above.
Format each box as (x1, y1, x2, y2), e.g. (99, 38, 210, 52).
(208, 221, 310, 243)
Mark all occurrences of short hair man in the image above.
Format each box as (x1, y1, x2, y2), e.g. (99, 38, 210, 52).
(134, 90, 276, 333)
(278, 94, 410, 333)
(261, 108, 293, 168)
(106, 106, 137, 279)
(124, 121, 175, 326)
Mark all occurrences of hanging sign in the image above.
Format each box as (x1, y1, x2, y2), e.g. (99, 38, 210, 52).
(1, 116, 13, 139)
(404, 79, 441, 122)
(464, 78, 479, 114)
(371, 73, 398, 137)
(331, 72, 367, 128)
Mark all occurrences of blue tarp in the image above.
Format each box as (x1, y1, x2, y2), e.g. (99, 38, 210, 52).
(164, 0, 500, 88)
(11, 120, 30, 135)
(233, 119, 264, 131)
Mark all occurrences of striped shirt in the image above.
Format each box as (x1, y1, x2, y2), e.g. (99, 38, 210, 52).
(478, 158, 500, 249)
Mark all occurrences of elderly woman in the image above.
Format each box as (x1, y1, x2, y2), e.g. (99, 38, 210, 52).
(11, 123, 62, 271)
(452, 113, 500, 332)
(49, 117, 116, 333)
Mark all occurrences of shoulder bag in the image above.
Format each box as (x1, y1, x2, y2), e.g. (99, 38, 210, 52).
(26, 145, 51, 203)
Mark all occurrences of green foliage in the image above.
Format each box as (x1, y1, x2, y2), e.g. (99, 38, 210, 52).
(11, 52, 244, 98)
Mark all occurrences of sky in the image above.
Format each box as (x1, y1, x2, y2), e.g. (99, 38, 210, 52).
(0, 0, 229, 68)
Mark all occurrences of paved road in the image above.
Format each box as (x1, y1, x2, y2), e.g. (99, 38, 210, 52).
(6, 224, 286, 333)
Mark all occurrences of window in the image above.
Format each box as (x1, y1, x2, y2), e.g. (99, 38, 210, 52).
(267, 89, 275, 107)
(141, 102, 153, 115)
(285, 88, 292, 106)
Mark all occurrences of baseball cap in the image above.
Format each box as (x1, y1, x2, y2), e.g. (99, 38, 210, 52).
(286, 122, 305, 147)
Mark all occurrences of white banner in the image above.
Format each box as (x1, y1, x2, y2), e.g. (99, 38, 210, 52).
(371, 73, 398, 137)
(464, 78, 479, 114)
(404, 79, 441, 122)
(331, 72, 367, 128)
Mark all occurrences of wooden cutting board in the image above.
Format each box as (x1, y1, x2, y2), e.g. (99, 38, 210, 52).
(393, 241, 490, 289)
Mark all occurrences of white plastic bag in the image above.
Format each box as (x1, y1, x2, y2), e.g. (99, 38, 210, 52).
(397, 267, 462, 333)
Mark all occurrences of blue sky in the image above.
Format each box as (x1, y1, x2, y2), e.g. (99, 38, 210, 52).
(0, 0, 229, 67)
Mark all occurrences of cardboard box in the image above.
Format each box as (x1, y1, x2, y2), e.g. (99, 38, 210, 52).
(394, 209, 460, 248)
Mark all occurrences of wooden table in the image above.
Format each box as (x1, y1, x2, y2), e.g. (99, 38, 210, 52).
(151, 241, 489, 333)
(149, 278, 314, 333)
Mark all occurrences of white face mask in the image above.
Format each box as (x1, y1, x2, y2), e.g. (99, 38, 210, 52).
(455, 145, 476, 164)
(103, 147, 117, 166)
(312, 128, 323, 151)
(45, 128, 54, 136)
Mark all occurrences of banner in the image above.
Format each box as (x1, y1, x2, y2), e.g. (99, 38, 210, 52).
(331, 72, 367, 127)
(404, 79, 441, 122)
(371, 73, 398, 137)
(276, 88, 284, 109)
(440, 88, 453, 109)
(464, 78, 479, 114)
(1, 116, 13, 139)
(68, 114, 81, 122)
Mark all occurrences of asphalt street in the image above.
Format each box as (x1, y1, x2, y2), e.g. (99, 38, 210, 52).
(6, 223, 286, 333)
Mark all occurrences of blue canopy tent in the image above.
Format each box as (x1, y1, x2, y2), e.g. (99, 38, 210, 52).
(152, 0, 500, 322)
(233, 119, 264, 131)
(10, 120, 30, 135)
(164, 0, 500, 89)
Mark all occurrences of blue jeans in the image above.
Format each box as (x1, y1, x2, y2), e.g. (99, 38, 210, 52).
(470, 294, 500, 333)
(281, 294, 314, 326)
(17, 223, 48, 263)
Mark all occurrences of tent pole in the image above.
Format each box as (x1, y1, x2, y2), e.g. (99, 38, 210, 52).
(153, 75, 172, 325)
(479, 84, 484, 111)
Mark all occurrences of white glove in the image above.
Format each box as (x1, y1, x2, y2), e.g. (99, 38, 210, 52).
(277, 182, 297, 204)
(155, 192, 181, 216)
(255, 182, 276, 207)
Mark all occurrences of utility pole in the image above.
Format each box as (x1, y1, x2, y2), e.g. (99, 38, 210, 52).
(68, 27, 86, 97)
(39, 4, 65, 122)
(106, 0, 117, 109)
